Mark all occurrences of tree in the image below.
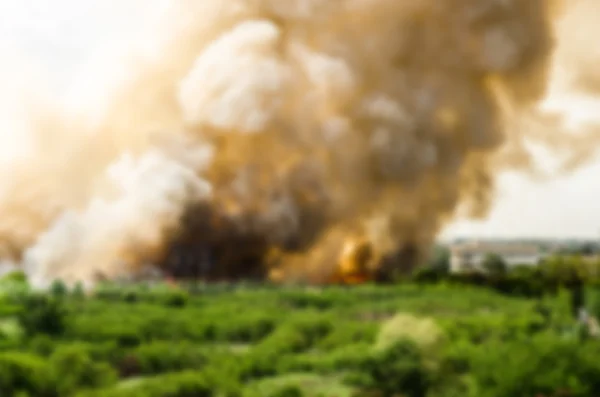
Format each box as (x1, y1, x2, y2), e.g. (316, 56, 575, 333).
(50, 280, 68, 299)
(72, 282, 86, 299)
(0, 271, 27, 284)
(49, 345, 117, 395)
(481, 253, 507, 276)
(17, 294, 67, 337)
(356, 340, 431, 397)
(428, 245, 450, 274)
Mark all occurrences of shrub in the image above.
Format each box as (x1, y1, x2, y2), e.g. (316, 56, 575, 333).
(115, 330, 142, 348)
(281, 343, 371, 373)
(318, 322, 377, 350)
(215, 314, 276, 343)
(587, 284, 600, 319)
(427, 245, 451, 274)
(49, 345, 117, 395)
(447, 272, 489, 287)
(468, 336, 600, 397)
(288, 315, 333, 344)
(268, 385, 304, 397)
(28, 335, 55, 356)
(354, 339, 432, 397)
(164, 290, 189, 308)
(0, 352, 52, 396)
(76, 370, 231, 397)
(93, 286, 123, 302)
(133, 342, 209, 375)
(279, 291, 333, 310)
(122, 291, 138, 304)
(411, 266, 444, 284)
(375, 313, 445, 356)
(17, 294, 67, 337)
(50, 280, 68, 299)
(492, 272, 545, 298)
(72, 282, 86, 299)
(254, 315, 332, 358)
(482, 254, 508, 276)
(238, 349, 282, 379)
(1, 270, 28, 284)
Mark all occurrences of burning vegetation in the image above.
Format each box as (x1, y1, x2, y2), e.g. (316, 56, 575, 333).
(0, 0, 598, 286)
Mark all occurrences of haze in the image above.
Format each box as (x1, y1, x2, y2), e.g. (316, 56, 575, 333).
(1, 0, 600, 241)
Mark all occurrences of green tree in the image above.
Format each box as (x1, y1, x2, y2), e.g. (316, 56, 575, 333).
(0, 352, 52, 396)
(428, 245, 450, 274)
(50, 280, 68, 299)
(412, 246, 451, 283)
(587, 283, 600, 319)
(482, 254, 507, 276)
(0, 271, 27, 284)
(72, 282, 86, 299)
(49, 345, 117, 395)
(17, 294, 67, 337)
(356, 340, 431, 397)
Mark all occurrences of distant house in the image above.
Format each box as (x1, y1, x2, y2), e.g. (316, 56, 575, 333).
(449, 241, 547, 273)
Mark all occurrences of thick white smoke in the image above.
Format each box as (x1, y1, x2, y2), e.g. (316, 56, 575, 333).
(24, 145, 213, 287)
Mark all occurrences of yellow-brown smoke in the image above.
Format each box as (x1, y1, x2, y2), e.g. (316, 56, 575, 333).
(0, 0, 598, 286)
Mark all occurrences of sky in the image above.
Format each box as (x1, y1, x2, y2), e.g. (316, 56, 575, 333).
(1, 0, 600, 240)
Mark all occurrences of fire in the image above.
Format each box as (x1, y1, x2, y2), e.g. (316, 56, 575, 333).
(260, 227, 379, 285)
(330, 237, 375, 285)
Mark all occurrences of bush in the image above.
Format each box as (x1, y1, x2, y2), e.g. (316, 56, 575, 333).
(164, 290, 189, 308)
(76, 370, 232, 397)
(49, 345, 117, 395)
(482, 254, 507, 276)
(411, 266, 444, 284)
(1, 270, 28, 284)
(122, 291, 138, 304)
(17, 294, 67, 337)
(375, 313, 445, 355)
(317, 322, 377, 350)
(255, 315, 332, 357)
(468, 336, 600, 397)
(50, 280, 68, 299)
(115, 330, 142, 348)
(447, 272, 489, 288)
(354, 339, 432, 397)
(72, 282, 86, 299)
(268, 385, 304, 397)
(93, 286, 124, 302)
(279, 291, 333, 310)
(28, 335, 55, 356)
(215, 314, 276, 343)
(0, 352, 52, 396)
(133, 342, 209, 375)
(281, 343, 371, 373)
(238, 316, 335, 379)
(492, 273, 545, 298)
(587, 284, 600, 319)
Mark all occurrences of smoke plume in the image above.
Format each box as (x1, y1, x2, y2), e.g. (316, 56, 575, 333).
(0, 0, 599, 286)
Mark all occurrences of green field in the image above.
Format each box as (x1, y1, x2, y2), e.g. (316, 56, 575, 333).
(0, 275, 599, 397)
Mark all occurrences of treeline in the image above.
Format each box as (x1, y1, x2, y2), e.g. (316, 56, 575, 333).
(412, 248, 600, 300)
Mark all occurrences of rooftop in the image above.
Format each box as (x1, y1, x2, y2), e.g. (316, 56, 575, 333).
(450, 241, 541, 256)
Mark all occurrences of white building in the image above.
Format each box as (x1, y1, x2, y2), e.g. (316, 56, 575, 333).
(449, 241, 547, 273)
